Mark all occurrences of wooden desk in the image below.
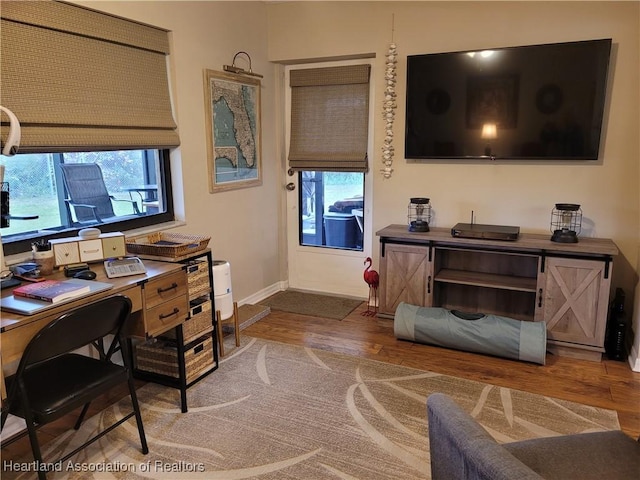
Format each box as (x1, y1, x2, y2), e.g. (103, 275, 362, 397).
(1, 259, 188, 398)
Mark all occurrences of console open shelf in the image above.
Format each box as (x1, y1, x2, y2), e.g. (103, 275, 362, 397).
(435, 269, 538, 292)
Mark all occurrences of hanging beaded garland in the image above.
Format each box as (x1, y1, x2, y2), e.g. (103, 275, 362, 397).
(381, 39, 397, 178)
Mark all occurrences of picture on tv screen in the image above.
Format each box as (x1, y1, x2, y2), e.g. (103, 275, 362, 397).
(405, 39, 612, 160)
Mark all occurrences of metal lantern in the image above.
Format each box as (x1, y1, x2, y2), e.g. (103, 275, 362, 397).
(408, 197, 431, 232)
(550, 203, 582, 243)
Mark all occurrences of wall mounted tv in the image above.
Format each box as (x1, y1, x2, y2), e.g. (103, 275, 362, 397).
(405, 39, 612, 160)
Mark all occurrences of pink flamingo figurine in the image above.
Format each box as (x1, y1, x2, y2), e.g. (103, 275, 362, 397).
(362, 257, 379, 316)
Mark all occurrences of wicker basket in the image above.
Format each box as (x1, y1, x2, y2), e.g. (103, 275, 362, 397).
(135, 335, 215, 383)
(186, 259, 211, 299)
(163, 299, 213, 344)
(126, 232, 210, 259)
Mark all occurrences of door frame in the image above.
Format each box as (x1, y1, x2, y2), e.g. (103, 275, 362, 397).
(283, 59, 375, 298)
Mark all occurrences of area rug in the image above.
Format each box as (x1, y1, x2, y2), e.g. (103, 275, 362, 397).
(3, 337, 619, 480)
(258, 290, 361, 320)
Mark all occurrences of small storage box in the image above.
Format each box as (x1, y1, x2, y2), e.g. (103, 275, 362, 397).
(135, 335, 215, 384)
(162, 298, 213, 344)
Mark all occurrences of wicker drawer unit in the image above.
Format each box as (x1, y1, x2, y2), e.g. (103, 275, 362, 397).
(132, 248, 217, 413)
(135, 335, 216, 384)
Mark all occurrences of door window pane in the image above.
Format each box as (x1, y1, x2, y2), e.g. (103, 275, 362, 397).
(300, 171, 364, 251)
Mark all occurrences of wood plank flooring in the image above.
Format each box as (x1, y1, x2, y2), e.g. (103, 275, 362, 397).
(243, 302, 640, 439)
(3, 300, 639, 465)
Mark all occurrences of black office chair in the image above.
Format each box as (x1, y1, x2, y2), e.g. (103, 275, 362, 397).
(59, 163, 141, 226)
(1, 295, 149, 480)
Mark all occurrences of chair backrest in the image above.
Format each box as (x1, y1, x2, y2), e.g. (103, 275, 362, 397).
(17, 295, 133, 373)
(426, 393, 543, 480)
(59, 163, 116, 221)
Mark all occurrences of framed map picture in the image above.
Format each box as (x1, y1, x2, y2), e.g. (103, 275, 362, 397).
(204, 69, 262, 193)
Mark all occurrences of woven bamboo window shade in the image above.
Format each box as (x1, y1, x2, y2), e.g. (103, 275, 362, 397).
(289, 65, 370, 172)
(0, 1, 179, 153)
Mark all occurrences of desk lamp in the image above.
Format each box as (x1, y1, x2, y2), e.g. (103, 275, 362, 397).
(551, 203, 582, 243)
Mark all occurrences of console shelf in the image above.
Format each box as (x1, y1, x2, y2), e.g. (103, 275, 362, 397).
(377, 225, 618, 361)
(435, 269, 538, 292)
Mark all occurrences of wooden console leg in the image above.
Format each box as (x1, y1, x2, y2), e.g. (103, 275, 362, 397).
(216, 310, 225, 358)
(233, 301, 240, 347)
(217, 303, 240, 358)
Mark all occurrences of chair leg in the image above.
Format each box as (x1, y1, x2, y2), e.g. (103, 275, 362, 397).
(216, 310, 225, 358)
(127, 375, 149, 454)
(23, 411, 47, 480)
(1, 408, 9, 430)
(74, 402, 91, 430)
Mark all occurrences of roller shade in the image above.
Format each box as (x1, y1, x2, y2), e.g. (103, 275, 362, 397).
(289, 65, 370, 172)
(0, 0, 179, 152)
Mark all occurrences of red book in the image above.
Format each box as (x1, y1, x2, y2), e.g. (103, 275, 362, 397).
(13, 280, 90, 303)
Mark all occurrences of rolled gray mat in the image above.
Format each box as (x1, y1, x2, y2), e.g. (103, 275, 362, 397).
(394, 302, 547, 365)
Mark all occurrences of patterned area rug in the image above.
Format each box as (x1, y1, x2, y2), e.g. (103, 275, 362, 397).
(259, 290, 361, 320)
(3, 337, 619, 479)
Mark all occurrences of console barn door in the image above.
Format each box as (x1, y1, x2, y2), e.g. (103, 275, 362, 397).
(540, 257, 611, 349)
(379, 243, 433, 317)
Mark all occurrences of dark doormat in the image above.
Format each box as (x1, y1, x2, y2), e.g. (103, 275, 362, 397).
(259, 290, 361, 320)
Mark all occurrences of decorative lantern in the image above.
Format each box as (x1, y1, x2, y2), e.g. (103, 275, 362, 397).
(550, 203, 582, 243)
(408, 197, 431, 232)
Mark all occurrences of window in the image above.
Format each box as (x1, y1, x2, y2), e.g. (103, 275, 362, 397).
(300, 171, 364, 250)
(1, 149, 173, 255)
(0, 1, 178, 256)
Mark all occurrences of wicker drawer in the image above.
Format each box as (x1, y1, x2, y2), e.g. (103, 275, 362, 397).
(135, 334, 215, 384)
(144, 270, 188, 310)
(186, 259, 211, 300)
(162, 298, 213, 344)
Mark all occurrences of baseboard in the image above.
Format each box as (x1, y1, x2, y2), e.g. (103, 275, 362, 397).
(238, 280, 288, 307)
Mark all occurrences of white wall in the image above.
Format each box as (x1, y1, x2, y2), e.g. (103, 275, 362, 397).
(75, 1, 284, 304)
(266, 1, 640, 363)
(75, 2, 640, 367)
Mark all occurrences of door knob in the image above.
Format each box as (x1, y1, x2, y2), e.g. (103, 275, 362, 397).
(285, 182, 296, 191)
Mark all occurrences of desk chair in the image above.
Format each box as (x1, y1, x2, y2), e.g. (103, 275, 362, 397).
(59, 163, 141, 226)
(1, 295, 149, 480)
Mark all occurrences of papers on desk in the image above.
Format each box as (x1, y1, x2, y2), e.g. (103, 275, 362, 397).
(1, 279, 113, 315)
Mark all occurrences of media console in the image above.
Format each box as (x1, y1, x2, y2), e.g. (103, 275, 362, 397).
(376, 224, 619, 361)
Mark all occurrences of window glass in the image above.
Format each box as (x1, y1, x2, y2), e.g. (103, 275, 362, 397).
(300, 171, 364, 251)
(0, 149, 172, 255)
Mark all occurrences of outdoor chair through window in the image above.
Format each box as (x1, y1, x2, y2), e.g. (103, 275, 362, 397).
(59, 163, 141, 226)
(0, 295, 149, 480)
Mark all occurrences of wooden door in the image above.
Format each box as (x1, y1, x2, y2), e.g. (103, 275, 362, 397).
(379, 243, 433, 316)
(538, 257, 611, 348)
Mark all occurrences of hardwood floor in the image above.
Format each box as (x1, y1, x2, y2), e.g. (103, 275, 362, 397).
(3, 301, 639, 465)
(243, 302, 640, 439)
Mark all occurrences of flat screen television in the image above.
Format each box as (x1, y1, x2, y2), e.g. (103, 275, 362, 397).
(405, 39, 612, 160)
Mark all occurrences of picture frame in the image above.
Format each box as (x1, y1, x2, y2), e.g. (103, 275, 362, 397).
(203, 69, 262, 193)
(466, 74, 519, 129)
